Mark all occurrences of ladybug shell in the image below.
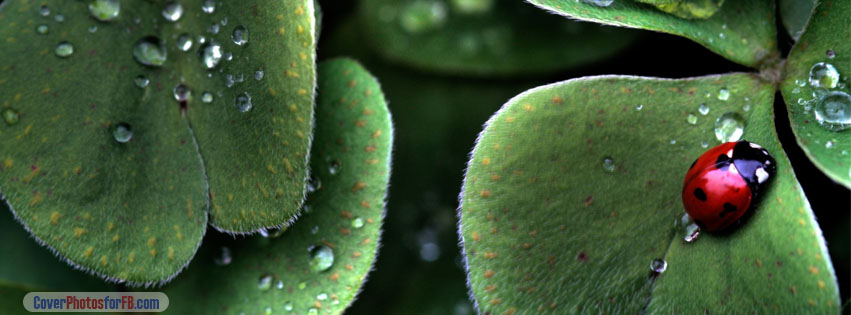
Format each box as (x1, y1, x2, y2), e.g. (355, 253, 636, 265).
(682, 141, 776, 231)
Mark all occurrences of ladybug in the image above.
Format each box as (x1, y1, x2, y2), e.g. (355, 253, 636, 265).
(682, 140, 776, 232)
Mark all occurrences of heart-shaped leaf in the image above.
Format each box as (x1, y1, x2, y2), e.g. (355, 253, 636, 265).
(0, 0, 316, 285)
(158, 57, 392, 314)
(778, 0, 816, 41)
(526, 0, 776, 68)
(780, 0, 850, 188)
(358, 0, 639, 76)
(459, 74, 839, 313)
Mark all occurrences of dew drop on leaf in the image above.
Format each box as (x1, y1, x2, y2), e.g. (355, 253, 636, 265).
(263, 306, 271, 315)
(39, 5, 50, 16)
(208, 23, 220, 34)
(162, 2, 184, 22)
(307, 175, 321, 193)
(684, 223, 700, 243)
(669, 139, 677, 145)
(328, 159, 340, 175)
(275, 280, 284, 290)
(795, 79, 806, 87)
(234, 92, 252, 112)
(231, 25, 249, 46)
(177, 34, 193, 52)
(134, 75, 149, 88)
(132, 37, 167, 67)
(54, 14, 64, 22)
(202, 0, 216, 14)
(257, 274, 273, 290)
(826, 141, 834, 149)
(283, 302, 293, 311)
(54, 42, 74, 58)
(307, 308, 318, 315)
(317, 293, 328, 301)
(112, 123, 133, 143)
(399, 0, 447, 34)
(200, 42, 223, 69)
(602, 157, 615, 172)
(173, 84, 190, 102)
(36, 25, 48, 35)
(298, 281, 307, 290)
(650, 259, 667, 273)
(717, 88, 730, 101)
(687, 114, 698, 125)
(698, 103, 710, 115)
(311, 225, 319, 234)
(743, 104, 751, 112)
(814, 91, 851, 131)
(254, 69, 264, 81)
(635, 104, 643, 111)
(2, 108, 20, 125)
(220, 17, 228, 26)
(700, 141, 709, 148)
(214, 246, 232, 266)
(809, 62, 840, 89)
(582, 0, 614, 7)
(714, 112, 745, 142)
(88, 0, 120, 22)
(352, 217, 364, 229)
(201, 91, 214, 103)
(308, 245, 334, 272)
(826, 49, 835, 59)
(88, 25, 97, 33)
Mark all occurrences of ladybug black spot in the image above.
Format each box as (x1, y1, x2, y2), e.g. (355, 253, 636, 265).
(719, 202, 737, 218)
(693, 188, 707, 201)
(715, 154, 731, 170)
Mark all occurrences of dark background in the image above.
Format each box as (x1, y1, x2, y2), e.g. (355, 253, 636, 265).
(315, 1, 850, 314)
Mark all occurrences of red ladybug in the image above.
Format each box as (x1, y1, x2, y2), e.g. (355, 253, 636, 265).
(682, 141, 776, 231)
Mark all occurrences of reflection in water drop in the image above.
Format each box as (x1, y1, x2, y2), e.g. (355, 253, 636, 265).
(714, 112, 745, 143)
(177, 34, 193, 52)
(809, 62, 840, 89)
(687, 114, 698, 125)
(173, 84, 190, 102)
(684, 223, 700, 243)
(202, 0, 216, 14)
(717, 88, 730, 101)
(200, 42, 223, 69)
(133, 37, 167, 67)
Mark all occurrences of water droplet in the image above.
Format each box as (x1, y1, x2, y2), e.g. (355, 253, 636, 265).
(307, 308, 319, 315)
(257, 274, 273, 290)
(264, 306, 271, 315)
(54, 14, 64, 22)
(36, 25, 48, 35)
(112, 123, 133, 143)
(718, 32, 726, 39)
(317, 293, 328, 300)
(220, 17, 228, 26)
(698, 103, 710, 115)
(328, 159, 340, 175)
(310, 225, 319, 234)
(88, 25, 98, 33)
(717, 88, 730, 101)
(635, 104, 643, 111)
(162, 2, 184, 22)
(215, 246, 232, 266)
(232, 25, 249, 46)
(40, 5, 50, 16)
(234, 92, 252, 112)
(2, 108, 20, 125)
(224, 52, 233, 61)
(400, 0, 447, 33)
(602, 157, 615, 172)
(173, 84, 190, 102)
(687, 114, 698, 125)
(826, 141, 834, 149)
(177, 34, 193, 52)
(298, 281, 307, 290)
(200, 42, 223, 69)
(307, 175, 321, 193)
(684, 223, 700, 243)
(582, 0, 614, 6)
(54, 42, 74, 58)
(352, 217, 364, 229)
(714, 112, 745, 142)
(134, 75, 149, 88)
(700, 141, 709, 148)
(88, 0, 120, 22)
(743, 104, 751, 112)
(208, 23, 220, 34)
(792, 87, 801, 94)
(283, 301, 293, 311)
(826, 49, 835, 59)
(309, 245, 334, 272)
(809, 62, 840, 88)
(196, 35, 207, 45)
(225, 74, 235, 87)
(669, 139, 677, 145)
(814, 91, 851, 131)
(202, 0, 216, 14)
(133, 37, 167, 67)
(650, 259, 667, 273)
(254, 69, 264, 81)
(798, 98, 808, 106)
(275, 280, 284, 290)
(201, 91, 214, 103)
(795, 79, 806, 87)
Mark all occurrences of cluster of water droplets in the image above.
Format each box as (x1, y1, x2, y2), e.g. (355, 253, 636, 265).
(791, 53, 850, 133)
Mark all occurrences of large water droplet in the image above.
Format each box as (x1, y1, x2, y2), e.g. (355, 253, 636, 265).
(650, 259, 667, 273)
(202, 0, 216, 14)
(283, 302, 293, 311)
(88, 0, 120, 22)
(36, 24, 48, 35)
(201, 91, 214, 103)
(54, 42, 74, 58)
(112, 123, 133, 143)
(214, 246, 232, 266)
(686, 114, 698, 125)
(177, 34, 193, 52)
(698, 103, 710, 115)
(135, 75, 149, 88)
(602, 157, 615, 172)
(714, 112, 745, 142)
(814, 91, 851, 131)
(200, 42, 223, 69)
(133, 37, 167, 67)
(232, 25, 249, 46)
(2, 108, 20, 125)
(582, 0, 614, 6)
(234, 92, 252, 112)
(162, 2, 184, 22)
(717, 88, 730, 101)
(400, 0, 447, 34)
(352, 217, 364, 229)
(309, 245, 334, 272)
(173, 84, 190, 102)
(809, 62, 840, 89)
(684, 223, 700, 243)
(257, 274, 273, 290)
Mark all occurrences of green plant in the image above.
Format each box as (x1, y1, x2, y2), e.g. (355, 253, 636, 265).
(458, 0, 846, 313)
(0, 0, 391, 313)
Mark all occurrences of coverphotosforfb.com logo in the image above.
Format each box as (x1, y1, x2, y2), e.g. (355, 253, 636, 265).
(23, 292, 168, 312)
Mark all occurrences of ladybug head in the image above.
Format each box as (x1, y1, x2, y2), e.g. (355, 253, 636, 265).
(731, 141, 777, 194)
